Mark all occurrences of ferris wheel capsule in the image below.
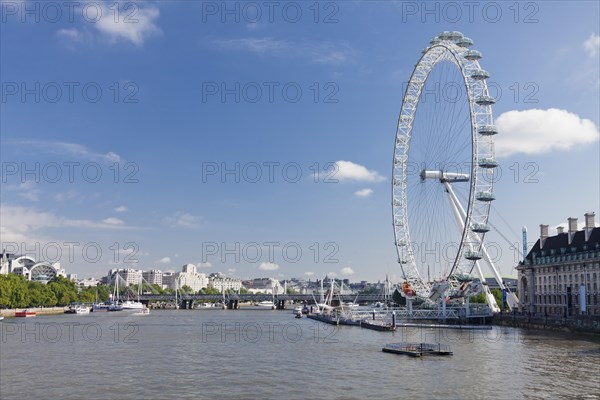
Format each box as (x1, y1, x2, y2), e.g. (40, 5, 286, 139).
(463, 50, 482, 60)
(456, 37, 474, 48)
(470, 69, 490, 80)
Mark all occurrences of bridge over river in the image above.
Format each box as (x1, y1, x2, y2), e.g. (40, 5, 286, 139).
(137, 293, 492, 320)
(138, 293, 385, 303)
(139, 293, 387, 309)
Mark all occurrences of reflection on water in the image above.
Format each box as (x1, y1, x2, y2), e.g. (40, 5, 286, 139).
(1, 310, 599, 400)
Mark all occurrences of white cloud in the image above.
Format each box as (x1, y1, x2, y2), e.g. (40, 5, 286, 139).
(53, 190, 81, 202)
(1, 204, 131, 229)
(5, 181, 41, 202)
(114, 206, 128, 213)
(156, 257, 171, 264)
(258, 262, 279, 271)
(340, 267, 355, 276)
(553, 214, 598, 233)
(54, 3, 161, 47)
(495, 108, 599, 158)
(103, 217, 124, 226)
(554, 221, 587, 233)
(197, 262, 212, 268)
(354, 188, 373, 197)
(584, 33, 600, 57)
(304, 271, 314, 277)
(57, 28, 85, 43)
(0, 204, 133, 245)
(334, 161, 385, 183)
(227, 268, 237, 274)
(164, 212, 204, 229)
(4, 140, 121, 163)
(327, 272, 337, 277)
(0, 204, 52, 244)
(94, 4, 162, 46)
(212, 37, 354, 65)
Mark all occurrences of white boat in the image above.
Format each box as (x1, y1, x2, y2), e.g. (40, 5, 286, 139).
(74, 305, 90, 314)
(122, 275, 146, 310)
(257, 301, 275, 308)
(133, 306, 150, 315)
(292, 306, 303, 314)
(0, 316, 4, 321)
(121, 300, 145, 310)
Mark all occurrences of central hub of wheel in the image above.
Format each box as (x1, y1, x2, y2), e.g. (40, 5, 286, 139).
(420, 170, 470, 182)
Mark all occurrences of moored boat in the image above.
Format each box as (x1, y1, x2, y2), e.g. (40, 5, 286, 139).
(108, 303, 123, 312)
(75, 305, 90, 314)
(92, 303, 109, 312)
(66, 304, 90, 314)
(15, 310, 36, 317)
(133, 306, 150, 315)
(307, 313, 339, 325)
(121, 300, 145, 310)
(360, 320, 396, 332)
(382, 342, 453, 357)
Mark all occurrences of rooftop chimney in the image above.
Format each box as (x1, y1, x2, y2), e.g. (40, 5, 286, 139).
(557, 226, 564, 234)
(540, 224, 549, 248)
(584, 212, 595, 241)
(568, 217, 578, 244)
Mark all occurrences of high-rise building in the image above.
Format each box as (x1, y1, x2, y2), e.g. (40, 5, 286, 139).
(241, 277, 283, 294)
(209, 276, 242, 292)
(142, 269, 163, 286)
(162, 264, 209, 292)
(108, 268, 142, 287)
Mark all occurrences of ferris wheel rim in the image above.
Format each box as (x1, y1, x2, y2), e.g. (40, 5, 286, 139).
(392, 32, 496, 298)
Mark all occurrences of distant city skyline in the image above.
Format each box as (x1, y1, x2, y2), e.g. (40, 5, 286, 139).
(1, 2, 599, 282)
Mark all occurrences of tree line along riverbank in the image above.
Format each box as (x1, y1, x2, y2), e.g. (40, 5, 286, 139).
(0, 275, 110, 309)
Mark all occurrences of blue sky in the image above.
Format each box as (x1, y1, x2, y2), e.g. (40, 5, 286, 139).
(1, 0, 599, 281)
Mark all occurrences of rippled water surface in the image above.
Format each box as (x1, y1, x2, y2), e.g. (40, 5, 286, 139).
(1, 310, 599, 400)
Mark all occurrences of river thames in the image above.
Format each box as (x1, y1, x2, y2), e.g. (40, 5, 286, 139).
(1, 310, 598, 400)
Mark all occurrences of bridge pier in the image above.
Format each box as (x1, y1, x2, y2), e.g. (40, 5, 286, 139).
(180, 299, 194, 309)
(276, 299, 286, 310)
(227, 299, 239, 310)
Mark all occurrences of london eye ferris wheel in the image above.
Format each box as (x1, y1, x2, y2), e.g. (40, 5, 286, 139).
(392, 31, 517, 311)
